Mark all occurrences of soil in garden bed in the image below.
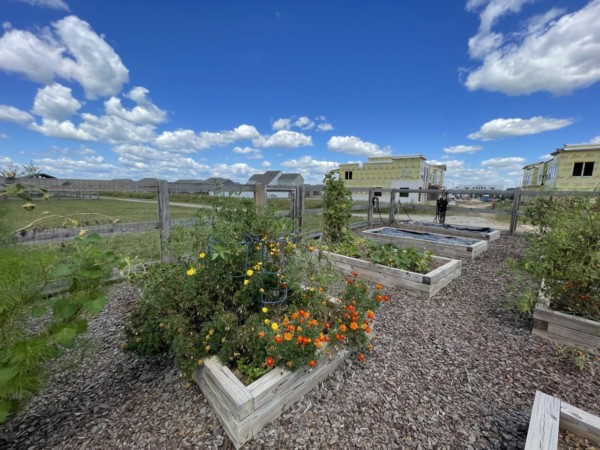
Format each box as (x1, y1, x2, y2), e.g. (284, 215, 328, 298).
(368, 226, 479, 245)
(1, 235, 599, 449)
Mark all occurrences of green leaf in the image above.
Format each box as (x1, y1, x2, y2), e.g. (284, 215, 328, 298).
(0, 400, 13, 424)
(83, 294, 106, 315)
(53, 326, 77, 347)
(52, 299, 78, 320)
(81, 267, 104, 279)
(85, 233, 102, 244)
(0, 366, 19, 384)
(72, 318, 88, 334)
(31, 305, 47, 318)
(53, 263, 74, 278)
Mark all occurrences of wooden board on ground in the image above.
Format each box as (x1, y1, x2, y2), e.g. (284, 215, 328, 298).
(525, 391, 600, 449)
(361, 227, 488, 261)
(319, 250, 461, 299)
(532, 305, 600, 355)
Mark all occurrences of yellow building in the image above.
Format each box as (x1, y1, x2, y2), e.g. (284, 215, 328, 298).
(522, 144, 600, 191)
(337, 155, 446, 203)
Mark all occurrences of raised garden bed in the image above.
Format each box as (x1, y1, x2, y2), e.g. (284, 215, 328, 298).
(532, 305, 600, 355)
(361, 226, 488, 261)
(395, 221, 501, 242)
(194, 345, 354, 448)
(319, 250, 461, 299)
(525, 390, 600, 449)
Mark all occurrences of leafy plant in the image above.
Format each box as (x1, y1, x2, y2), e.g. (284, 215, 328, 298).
(124, 201, 386, 382)
(507, 197, 600, 321)
(322, 171, 353, 245)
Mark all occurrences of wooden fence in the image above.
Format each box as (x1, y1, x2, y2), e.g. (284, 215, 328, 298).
(3, 176, 599, 262)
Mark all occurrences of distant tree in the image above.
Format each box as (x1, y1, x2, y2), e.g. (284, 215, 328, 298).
(0, 161, 41, 178)
(21, 161, 41, 176)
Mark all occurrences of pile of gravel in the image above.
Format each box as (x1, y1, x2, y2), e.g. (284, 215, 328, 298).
(1, 235, 598, 449)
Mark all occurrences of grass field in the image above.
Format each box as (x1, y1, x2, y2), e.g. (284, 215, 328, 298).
(0, 198, 201, 231)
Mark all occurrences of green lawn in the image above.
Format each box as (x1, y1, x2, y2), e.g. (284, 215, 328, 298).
(0, 198, 200, 231)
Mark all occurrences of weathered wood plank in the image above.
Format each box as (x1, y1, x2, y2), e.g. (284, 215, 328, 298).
(394, 222, 501, 242)
(560, 401, 600, 445)
(547, 323, 600, 349)
(524, 391, 561, 450)
(533, 307, 600, 337)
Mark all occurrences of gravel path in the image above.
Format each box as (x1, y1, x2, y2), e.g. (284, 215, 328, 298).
(1, 235, 598, 449)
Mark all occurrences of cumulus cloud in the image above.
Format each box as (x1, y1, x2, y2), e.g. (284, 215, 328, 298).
(272, 118, 291, 131)
(233, 146, 263, 159)
(481, 156, 526, 169)
(468, 116, 573, 141)
(29, 118, 95, 140)
(327, 135, 392, 157)
(539, 154, 553, 161)
(589, 135, 600, 144)
(156, 124, 260, 151)
(282, 155, 340, 184)
(33, 155, 118, 178)
(272, 115, 333, 132)
(79, 113, 156, 143)
(0, 16, 129, 98)
(464, 0, 600, 95)
(426, 159, 465, 169)
(32, 83, 81, 120)
(443, 145, 483, 154)
(17, 0, 70, 11)
(317, 122, 334, 132)
(104, 87, 167, 125)
(253, 130, 312, 149)
(0, 105, 34, 124)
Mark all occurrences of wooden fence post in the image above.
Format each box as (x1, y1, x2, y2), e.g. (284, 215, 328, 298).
(509, 187, 522, 235)
(296, 184, 305, 233)
(388, 189, 397, 224)
(254, 183, 266, 208)
(367, 188, 375, 226)
(158, 180, 170, 262)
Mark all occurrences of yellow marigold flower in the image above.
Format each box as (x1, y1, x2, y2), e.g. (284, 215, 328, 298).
(187, 267, 197, 276)
(264, 319, 270, 325)
(259, 288, 265, 293)
(247, 269, 254, 277)
(271, 322, 279, 331)
(199, 252, 206, 259)
(244, 279, 250, 286)
(262, 307, 268, 313)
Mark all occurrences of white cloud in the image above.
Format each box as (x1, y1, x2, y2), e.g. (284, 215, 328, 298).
(253, 130, 313, 149)
(538, 154, 553, 161)
(443, 145, 483, 154)
(589, 135, 600, 144)
(156, 124, 260, 151)
(0, 16, 128, 99)
(294, 116, 315, 130)
(17, 0, 70, 11)
(272, 118, 291, 131)
(317, 122, 334, 132)
(261, 160, 271, 168)
(468, 116, 573, 141)
(233, 146, 263, 159)
(0, 133, 8, 139)
(327, 135, 392, 157)
(29, 118, 95, 140)
(481, 156, 526, 169)
(32, 83, 81, 120)
(426, 159, 465, 169)
(33, 155, 118, 178)
(465, 1, 600, 95)
(79, 113, 156, 143)
(0, 105, 34, 124)
(104, 87, 167, 125)
(282, 155, 340, 184)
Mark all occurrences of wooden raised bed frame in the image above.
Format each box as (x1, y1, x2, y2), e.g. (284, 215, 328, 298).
(525, 391, 600, 449)
(532, 305, 600, 355)
(320, 250, 461, 299)
(361, 227, 488, 261)
(394, 221, 501, 242)
(195, 347, 352, 448)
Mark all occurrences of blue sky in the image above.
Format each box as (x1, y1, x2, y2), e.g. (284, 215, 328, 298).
(1, 0, 599, 187)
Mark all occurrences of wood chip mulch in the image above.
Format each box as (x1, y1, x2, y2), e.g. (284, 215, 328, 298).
(1, 235, 598, 449)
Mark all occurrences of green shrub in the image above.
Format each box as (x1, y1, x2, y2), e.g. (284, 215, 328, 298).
(322, 171, 353, 245)
(508, 197, 599, 320)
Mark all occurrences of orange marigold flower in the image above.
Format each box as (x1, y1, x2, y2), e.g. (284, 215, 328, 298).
(309, 360, 316, 367)
(344, 313, 349, 319)
(282, 317, 290, 326)
(383, 295, 390, 301)
(358, 353, 364, 362)
(340, 324, 347, 332)
(266, 357, 274, 367)
(375, 295, 383, 301)
(297, 326, 302, 332)
(324, 322, 330, 329)
(367, 310, 374, 319)
(364, 326, 371, 333)
(258, 331, 265, 338)
(297, 336, 304, 343)
(287, 325, 295, 332)
(299, 309, 306, 317)
(352, 271, 358, 277)
(335, 333, 345, 341)
(376, 284, 382, 290)
(275, 335, 282, 344)
(347, 279, 354, 285)
(350, 322, 358, 330)
(314, 340, 323, 349)
(291, 312, 298, 320)
(347, 305, 354, 311)
(284, 332, 292, 341)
